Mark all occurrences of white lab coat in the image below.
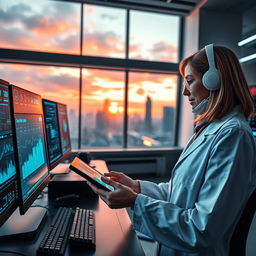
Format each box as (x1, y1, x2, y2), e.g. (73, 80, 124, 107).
(133, 106, 256, 256)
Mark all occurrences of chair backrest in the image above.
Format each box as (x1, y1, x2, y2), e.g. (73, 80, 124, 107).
(229, 188, 256, 256)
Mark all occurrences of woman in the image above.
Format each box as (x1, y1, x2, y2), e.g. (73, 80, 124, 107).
(87, 45, 256, 256)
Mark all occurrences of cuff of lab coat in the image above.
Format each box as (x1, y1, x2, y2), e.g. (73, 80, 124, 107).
(132, 193, 147, 233)
(139, 180, 155, 195)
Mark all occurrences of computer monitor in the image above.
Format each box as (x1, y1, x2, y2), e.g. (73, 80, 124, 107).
(0, 80, 18, 227)
(249, 86, 256, 136)
(10, 85, 50, 215)
(42, 99, 63, 169)
(57, 103, 71, 156)
(42, 99, 71, 171)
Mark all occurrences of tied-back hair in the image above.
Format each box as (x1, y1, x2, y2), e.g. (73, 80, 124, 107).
(179, 45, 255, 123)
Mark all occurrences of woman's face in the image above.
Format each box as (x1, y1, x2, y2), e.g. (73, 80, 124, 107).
(183, 64, 210, 109)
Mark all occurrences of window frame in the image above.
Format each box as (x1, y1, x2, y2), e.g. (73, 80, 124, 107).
(0, 0, 184, 149)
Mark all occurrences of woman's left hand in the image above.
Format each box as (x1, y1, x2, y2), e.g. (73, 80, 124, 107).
(86, 176, 138, 209)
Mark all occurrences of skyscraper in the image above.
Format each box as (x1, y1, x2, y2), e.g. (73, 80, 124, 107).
(144, 96, 153, 134)
(162, 106, 174, 133)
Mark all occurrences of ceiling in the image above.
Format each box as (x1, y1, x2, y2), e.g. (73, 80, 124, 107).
(84, 0, 203, 16)
(202, 0, 255, 11)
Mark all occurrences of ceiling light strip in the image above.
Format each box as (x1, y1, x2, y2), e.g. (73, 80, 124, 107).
(239, 53, 256, 63)
(238, 34, 256, 46)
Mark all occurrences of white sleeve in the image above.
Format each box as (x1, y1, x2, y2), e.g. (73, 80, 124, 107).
(139, 180, 170, 200)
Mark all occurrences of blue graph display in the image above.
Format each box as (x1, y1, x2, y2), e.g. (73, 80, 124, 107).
(21, 138, 45, 179)
(15, 115, 47, 178)
(0, 138, 16, 185)
(0, 83, 18, 221)
(43, 100, 62, 164)
(0, 83, 16, 187)
(14, 114, 48, 200)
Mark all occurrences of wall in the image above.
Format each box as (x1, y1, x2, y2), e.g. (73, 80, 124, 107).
(178, 5, 201, 148)
(198, 8, 242, 55)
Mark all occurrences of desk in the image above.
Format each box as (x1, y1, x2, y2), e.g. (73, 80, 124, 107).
(0, 161, 145, 256)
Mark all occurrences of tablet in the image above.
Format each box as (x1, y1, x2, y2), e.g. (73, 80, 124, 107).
(69, 157, 115, 192)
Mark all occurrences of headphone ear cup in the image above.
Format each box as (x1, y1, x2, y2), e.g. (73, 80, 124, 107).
(202, 69, 220, 91)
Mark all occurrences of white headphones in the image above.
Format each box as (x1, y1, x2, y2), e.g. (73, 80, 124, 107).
(202, 44, 221, 91)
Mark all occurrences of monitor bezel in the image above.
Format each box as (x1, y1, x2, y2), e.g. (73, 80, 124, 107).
(10, 85, 50, 215)
(42, 98, 72, 170)
(0, 81, 19, 227)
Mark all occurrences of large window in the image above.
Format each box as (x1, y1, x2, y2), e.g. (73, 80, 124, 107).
(83, 4, 126, 58)
(0, 0, 80, 54)
(0, 0, 181, 149)
(129, 11, 180, 62)
(128, 72, 177, 147)
(0, 63, 80, 148)
(81, 69, 125, 147)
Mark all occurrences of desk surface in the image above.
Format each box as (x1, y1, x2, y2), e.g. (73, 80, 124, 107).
(0, 161, 145, 256)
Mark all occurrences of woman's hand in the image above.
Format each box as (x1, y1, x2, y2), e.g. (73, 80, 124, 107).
(86, 176, 138, 209)
(104, 171, 141, 193)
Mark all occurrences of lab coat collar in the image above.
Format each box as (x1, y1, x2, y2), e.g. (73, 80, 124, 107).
(204, 105, 243, 135)
(178, 106, 243, 164)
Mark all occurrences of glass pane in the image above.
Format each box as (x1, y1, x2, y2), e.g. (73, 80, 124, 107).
(83, 4, 126, 58)
(82, 69, 125, 148)
(0, 0, 80, 54)
(0, 64, 79, 148)
(129, 11, 180, 62)
(128, 72, 177, 148)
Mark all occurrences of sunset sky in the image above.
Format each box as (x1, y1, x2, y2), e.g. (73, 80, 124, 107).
(0, 0, 179, 120)
(0, 64, 177, 118)
(0, 0, 180, 60)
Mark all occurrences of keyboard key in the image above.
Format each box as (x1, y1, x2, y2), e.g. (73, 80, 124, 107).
(37, 207, 74, 256)
(69, 207, 96, 249)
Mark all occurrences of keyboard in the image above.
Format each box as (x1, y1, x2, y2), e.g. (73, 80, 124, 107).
(69, 207, 96, 249)
(37, 207, 74, 256)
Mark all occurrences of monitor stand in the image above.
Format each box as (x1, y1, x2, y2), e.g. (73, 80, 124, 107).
(0, 207, 47, 240)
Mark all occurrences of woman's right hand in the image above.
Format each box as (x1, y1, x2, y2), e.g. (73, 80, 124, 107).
(104, 171, 140, 193)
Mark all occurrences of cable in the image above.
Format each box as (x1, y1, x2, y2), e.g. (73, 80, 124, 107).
(31, 205, 53, 217)
(31, 205, 49, 210)
(0, 250, 28, 256)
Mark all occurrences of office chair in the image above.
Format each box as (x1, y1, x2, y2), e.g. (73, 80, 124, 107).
(229, 188, 256, 256)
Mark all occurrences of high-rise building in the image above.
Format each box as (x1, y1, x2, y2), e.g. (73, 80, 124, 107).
(144, 96, 153, 134)
(95, 110, 106, 130)
(162, 106, 174, 133)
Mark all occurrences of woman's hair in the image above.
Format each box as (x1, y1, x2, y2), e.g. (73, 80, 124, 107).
(179, 45, 255, 123)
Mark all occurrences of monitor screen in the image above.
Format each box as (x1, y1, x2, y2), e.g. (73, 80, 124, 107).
(57, 103, 71, 155)
(0, 81, 18, 227)
(42, 99, 62, 168)
(11, 85, 50, 214)
(249, 86, 256, 136)
(42, 99, 71, 170)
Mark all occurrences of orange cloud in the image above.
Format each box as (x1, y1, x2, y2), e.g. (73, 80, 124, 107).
(84, 5, 96, 14)
(83, 33, 125, 58)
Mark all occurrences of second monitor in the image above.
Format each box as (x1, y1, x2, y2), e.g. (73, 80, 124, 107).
(42, 99, 72, 173)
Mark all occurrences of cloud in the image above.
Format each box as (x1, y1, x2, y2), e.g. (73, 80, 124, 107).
(83, 31, 125, 57)
(150, 41, 178, 62)
(100, 14, 118, 21)
(0, 1, 80, 53)
(84, 5, 96, 14)
(0, 3, 32, 24)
